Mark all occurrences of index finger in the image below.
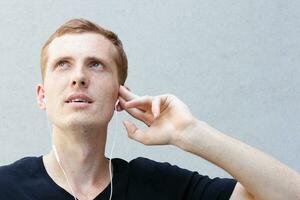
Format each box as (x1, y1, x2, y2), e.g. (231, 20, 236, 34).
(118, 85, 139, 101)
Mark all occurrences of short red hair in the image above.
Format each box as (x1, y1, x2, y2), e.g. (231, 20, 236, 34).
(40, 18, 128, 84)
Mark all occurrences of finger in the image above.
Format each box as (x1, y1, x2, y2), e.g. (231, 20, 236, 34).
(125, 96, 152, 109)
(124, 85, 131, 91)
(152, 96, 161, 119)
(119, 96, 142, 112)
(119, 85, 139, 101)
(119, 97, 152, 126)
(118, 96, 125, 110)
(123, 120, 151, 145)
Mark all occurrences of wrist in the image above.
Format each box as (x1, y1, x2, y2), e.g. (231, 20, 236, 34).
(171, 118, 208, 151)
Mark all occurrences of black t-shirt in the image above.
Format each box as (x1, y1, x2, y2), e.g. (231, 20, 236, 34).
(0, 156, 237, 200)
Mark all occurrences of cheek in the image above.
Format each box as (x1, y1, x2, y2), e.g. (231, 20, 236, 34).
(44, 78, 68, 112)
(97, 78, 119, 111)
(98, 73, 119, 96)
(109, 79, 119, 99)
(101, 82, 119, 106)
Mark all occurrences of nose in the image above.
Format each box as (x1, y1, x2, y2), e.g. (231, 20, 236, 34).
(71, 68, 89, 89)
(72, 79, 87, 87)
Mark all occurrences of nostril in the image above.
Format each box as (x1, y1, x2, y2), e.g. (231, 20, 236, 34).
(71, 80, 87, 87)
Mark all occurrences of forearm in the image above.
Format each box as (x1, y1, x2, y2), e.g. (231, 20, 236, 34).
(173, 119, 300, 200)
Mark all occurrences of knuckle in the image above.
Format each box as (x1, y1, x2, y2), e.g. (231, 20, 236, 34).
(143, 95, 151, 100)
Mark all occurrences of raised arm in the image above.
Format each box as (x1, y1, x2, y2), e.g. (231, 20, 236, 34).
(117, 85, 300, 200)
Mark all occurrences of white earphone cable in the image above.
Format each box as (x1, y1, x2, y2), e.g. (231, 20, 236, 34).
(53, 145, 77, 200)
(108, 102, 119, 200)
(49, 101, 119, 200)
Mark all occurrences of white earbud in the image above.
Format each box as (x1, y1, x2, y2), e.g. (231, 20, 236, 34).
(43, 97, 46, 104)
(115, 99, 119, 110)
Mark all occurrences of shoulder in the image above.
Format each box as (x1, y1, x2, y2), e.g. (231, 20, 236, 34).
(128, 156, 194, 175)
(112, 157, 189, 180)
(0, 156, 42, 182)
(124, 157, 197, 184)
(124, 157, 237, 199)
(113, 157, 197, 199)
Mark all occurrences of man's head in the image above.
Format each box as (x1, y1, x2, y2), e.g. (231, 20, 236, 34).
(41, 18, 127, 85)
(36, 19, 127, 130)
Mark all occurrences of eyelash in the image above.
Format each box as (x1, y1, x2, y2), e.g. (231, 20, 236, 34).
(57, 61, 68, 68)
(89, 61, 103, 68)
(56, 61, 104, 69)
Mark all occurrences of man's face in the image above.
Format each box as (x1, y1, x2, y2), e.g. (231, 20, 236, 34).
(37, 33, 119, 130)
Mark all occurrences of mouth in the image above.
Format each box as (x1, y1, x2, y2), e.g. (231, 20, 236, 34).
(65, 93, 94, 105)
(65, 99, 93, 109)
(65, 99, 93, 104)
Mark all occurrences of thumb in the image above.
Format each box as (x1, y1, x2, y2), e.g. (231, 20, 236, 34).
(123, 120, 149, 145)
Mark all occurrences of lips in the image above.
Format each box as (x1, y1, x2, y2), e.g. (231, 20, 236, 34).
(65, 93, 93, 104)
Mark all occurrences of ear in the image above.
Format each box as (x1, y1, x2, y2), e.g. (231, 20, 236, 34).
(36, 84, 46, 110)
(115, 99, 122, 111)
(116, 85, 131, 112)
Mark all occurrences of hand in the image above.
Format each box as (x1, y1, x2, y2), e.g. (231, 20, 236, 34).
(117, 85, 196, 146)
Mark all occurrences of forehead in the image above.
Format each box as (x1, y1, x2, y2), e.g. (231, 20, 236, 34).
(47, 33, 117, 66)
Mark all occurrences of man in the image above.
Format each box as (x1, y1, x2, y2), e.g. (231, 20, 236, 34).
(0, 18, 299, 200)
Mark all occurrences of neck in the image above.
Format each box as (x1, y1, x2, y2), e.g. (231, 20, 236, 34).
(43, 124, 111, 199)
(52, 124, 108, 164)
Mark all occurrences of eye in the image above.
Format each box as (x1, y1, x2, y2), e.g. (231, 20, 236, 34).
(90, 61, 103, 69)
(57, 61, 68, 68)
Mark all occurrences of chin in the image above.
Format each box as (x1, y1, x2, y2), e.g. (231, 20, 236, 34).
(64, 118, 108, 130)
(51, 111, 113, 130)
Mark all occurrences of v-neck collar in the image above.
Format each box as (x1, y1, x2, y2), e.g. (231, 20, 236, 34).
(38, 155, 116, 200)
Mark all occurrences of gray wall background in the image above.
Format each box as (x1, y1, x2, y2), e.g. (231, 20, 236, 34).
(0, 0, 299, 178)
